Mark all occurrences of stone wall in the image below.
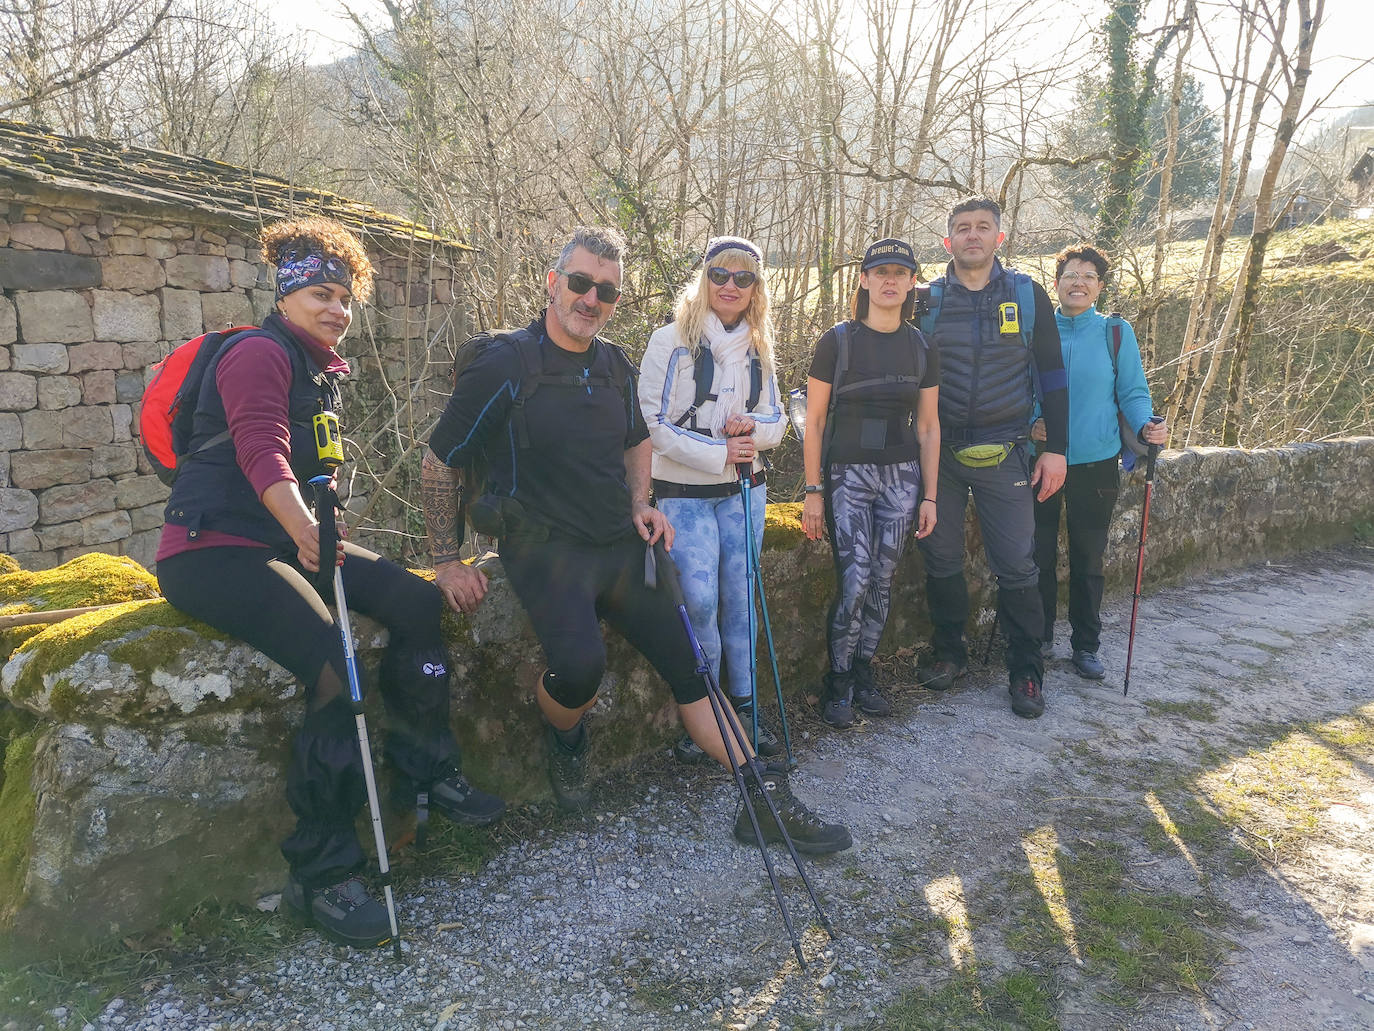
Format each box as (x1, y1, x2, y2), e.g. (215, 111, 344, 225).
(2, 438, 1373, 954)
(0, 199, 465, 571)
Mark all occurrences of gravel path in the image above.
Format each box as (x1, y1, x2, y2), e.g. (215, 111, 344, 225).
(33, 545, 1374, 1031)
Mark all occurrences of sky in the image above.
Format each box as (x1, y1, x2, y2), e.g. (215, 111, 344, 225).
(273, 0, 1374, 121)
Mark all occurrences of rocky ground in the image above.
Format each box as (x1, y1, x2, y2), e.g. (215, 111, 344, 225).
(13, 544, 1374, 1031)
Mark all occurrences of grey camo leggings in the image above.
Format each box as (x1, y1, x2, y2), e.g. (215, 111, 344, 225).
(824, 460, 922, 672)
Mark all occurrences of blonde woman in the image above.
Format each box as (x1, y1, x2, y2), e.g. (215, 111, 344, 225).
(638, 237, 788, 764)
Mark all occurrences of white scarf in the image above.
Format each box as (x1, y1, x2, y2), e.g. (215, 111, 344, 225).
(702, 313, 755, 436)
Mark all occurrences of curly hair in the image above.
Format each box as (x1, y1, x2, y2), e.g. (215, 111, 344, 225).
(1054, 243, 1110, 282)
(671, 243, 776, 378)
(259, 216, 375, 302)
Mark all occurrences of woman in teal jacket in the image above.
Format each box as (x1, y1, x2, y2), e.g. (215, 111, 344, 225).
(1032, 244, 1168, 680)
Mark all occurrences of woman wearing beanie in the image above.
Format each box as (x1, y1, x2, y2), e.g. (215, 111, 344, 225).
(639, 236, 788, 763)
(156, 216, 505, 949)
(801, 238, 941, 728)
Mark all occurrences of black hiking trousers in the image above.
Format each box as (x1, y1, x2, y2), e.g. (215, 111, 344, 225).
(159, 542, 459, 887)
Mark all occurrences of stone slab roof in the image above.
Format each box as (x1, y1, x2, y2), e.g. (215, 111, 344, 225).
(0, 119, 467, 249)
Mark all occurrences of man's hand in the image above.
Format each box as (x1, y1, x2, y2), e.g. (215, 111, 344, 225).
(633, 502, 674, 549)
(435, 560, 488, 614)
(1031, 452, 1066, 501)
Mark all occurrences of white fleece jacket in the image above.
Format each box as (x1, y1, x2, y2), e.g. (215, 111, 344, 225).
(637, 317, 786, 486)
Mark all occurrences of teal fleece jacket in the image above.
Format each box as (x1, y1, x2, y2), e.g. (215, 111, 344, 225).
(1051, 307, 1156, 466)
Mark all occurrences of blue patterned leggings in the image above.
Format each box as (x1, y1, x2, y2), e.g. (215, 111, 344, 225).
(658, 486, 767, 701)
(824, 460, 922, 672)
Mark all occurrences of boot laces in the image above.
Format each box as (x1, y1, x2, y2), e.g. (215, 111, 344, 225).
(759, 777, 824, 828)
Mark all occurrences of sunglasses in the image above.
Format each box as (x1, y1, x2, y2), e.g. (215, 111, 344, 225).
(706, 266, 758, 289)
(561, 270, 621, 304)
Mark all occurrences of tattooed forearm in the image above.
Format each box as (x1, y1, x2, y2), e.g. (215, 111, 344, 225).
(421, 448, 465, 564)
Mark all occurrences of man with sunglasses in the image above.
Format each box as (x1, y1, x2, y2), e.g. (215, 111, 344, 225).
(421, 226, 850, 853)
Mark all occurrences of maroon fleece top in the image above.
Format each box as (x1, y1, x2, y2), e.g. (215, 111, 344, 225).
(156, 318, 350, 561)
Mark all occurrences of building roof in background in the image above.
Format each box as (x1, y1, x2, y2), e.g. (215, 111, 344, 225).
(0, 119, 468, 249)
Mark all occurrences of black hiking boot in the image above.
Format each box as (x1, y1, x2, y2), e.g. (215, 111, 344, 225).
(1009, 674, 1046, 719)
(918, 658, 966, 692)
(544, 721, 591, 811)
(282, 873, 391, 949)
(820, 670, 855, 729)
(430, 772, 507, 826)
(851, 661, 891, 716)
(733, 764, 852, 855)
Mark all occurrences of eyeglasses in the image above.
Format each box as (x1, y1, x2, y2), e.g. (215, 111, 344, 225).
(1059, 271, 1101, 284)
(705, 266, 758, 289)
(560, 270, 621, 304)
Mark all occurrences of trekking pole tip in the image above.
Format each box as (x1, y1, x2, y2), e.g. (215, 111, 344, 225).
(392, 938, 403, 962)
(793, 942, 806, 968)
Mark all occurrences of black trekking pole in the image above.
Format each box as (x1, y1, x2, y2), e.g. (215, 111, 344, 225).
(648, 539, 833, 966)
(737, 463, 796, 766)
(1123, 426, 1163, 697)
(310, 474, 403, 960)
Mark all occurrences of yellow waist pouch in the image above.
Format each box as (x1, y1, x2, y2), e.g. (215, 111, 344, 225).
(950, 443, 1014, 468)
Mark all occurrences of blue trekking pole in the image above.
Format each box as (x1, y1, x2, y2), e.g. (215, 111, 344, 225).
(310, 473, 403, 960)
(737, 464, 795, 766)
(736, 463, 762, 751)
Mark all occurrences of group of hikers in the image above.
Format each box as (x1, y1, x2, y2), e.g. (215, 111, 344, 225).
(154, 196, 1167, 949)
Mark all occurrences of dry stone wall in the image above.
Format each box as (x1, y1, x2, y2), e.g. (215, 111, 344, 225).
(0, 200, 465, 570)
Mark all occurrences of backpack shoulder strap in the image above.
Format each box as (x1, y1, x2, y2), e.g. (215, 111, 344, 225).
(830, 321, 851, 411)
(674, 344, 716, 429)
(747, 353, 763, 412)
(1012, 272, 1036, 348)
(917, 281, 943, 336)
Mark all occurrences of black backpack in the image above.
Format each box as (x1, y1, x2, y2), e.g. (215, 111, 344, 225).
(448, 327, 631, 524)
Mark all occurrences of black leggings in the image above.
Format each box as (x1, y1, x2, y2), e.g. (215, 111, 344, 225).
(499, 534, 704, 706)
(158, 542, 457, 885)
(1033, 457, 1120, 654)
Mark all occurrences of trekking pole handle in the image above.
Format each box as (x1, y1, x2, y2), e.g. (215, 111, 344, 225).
(651, 538, 686, 608)
(1143, 416, 1164, 482)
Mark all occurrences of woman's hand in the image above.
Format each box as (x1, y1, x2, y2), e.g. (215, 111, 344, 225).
(1142, 417, 1168, 446)
(802, 493, 825, 541)
(722, 414, 756, 437)
(915, 498, 937, 538)
(726, 435, 756, 464)
(1030, 418, 1046, 443)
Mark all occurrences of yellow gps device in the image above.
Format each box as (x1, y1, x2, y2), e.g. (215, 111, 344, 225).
(313, 411, 344, 470)
(998, 302, 1021, 336)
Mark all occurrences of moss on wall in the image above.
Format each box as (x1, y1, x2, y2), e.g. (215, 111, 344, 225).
(1, 554, 163, 660)
(0, 730, 38, 927)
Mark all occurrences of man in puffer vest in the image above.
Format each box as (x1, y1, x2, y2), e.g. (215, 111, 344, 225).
(915, 197, 1069, 718)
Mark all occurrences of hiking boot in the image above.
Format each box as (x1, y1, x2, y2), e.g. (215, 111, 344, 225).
(851, 662, 892, 716)
(544, 721, 591, 811)
(733, 765, 852, 855)
(282, 873, 392, 949)
(1009, 675, 1045, 719)
(919, 658, 966, 692)
(430, 772, 506, 826)
(1072, 650, 1105, 681)
(672, 698, 782, 763)
(820, 671, 855, 729)
(733, 699, 782, 757)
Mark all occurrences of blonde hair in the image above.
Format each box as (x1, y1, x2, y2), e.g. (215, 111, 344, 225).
(671, 246, 776, 377)
(260, 215, 375, 302)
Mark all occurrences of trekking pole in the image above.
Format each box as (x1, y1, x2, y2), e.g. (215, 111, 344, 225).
(309, 474, 403, 960)
(648, 539, 833, 965)
(1123, 423, 1164, 697)
(738, 464, 796, 766)
(736, 463, 762, 752)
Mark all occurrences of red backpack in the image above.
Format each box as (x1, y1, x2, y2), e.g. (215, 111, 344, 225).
(140, 326, 257, 485)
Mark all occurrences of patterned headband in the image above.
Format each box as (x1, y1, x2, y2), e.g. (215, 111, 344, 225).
(704, 236, 762, 264)
(274, 248, 353, 300)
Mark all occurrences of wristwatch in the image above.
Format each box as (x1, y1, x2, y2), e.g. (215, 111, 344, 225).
(803, 484, 823, 495)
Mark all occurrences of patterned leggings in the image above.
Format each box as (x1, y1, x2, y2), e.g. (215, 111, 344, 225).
(658, 486, 766, 701)
(824, 460, 922, 672)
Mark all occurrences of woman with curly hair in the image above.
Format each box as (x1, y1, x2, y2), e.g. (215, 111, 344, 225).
(637, 237, 787, 761)
(156, 216, 504, 949)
